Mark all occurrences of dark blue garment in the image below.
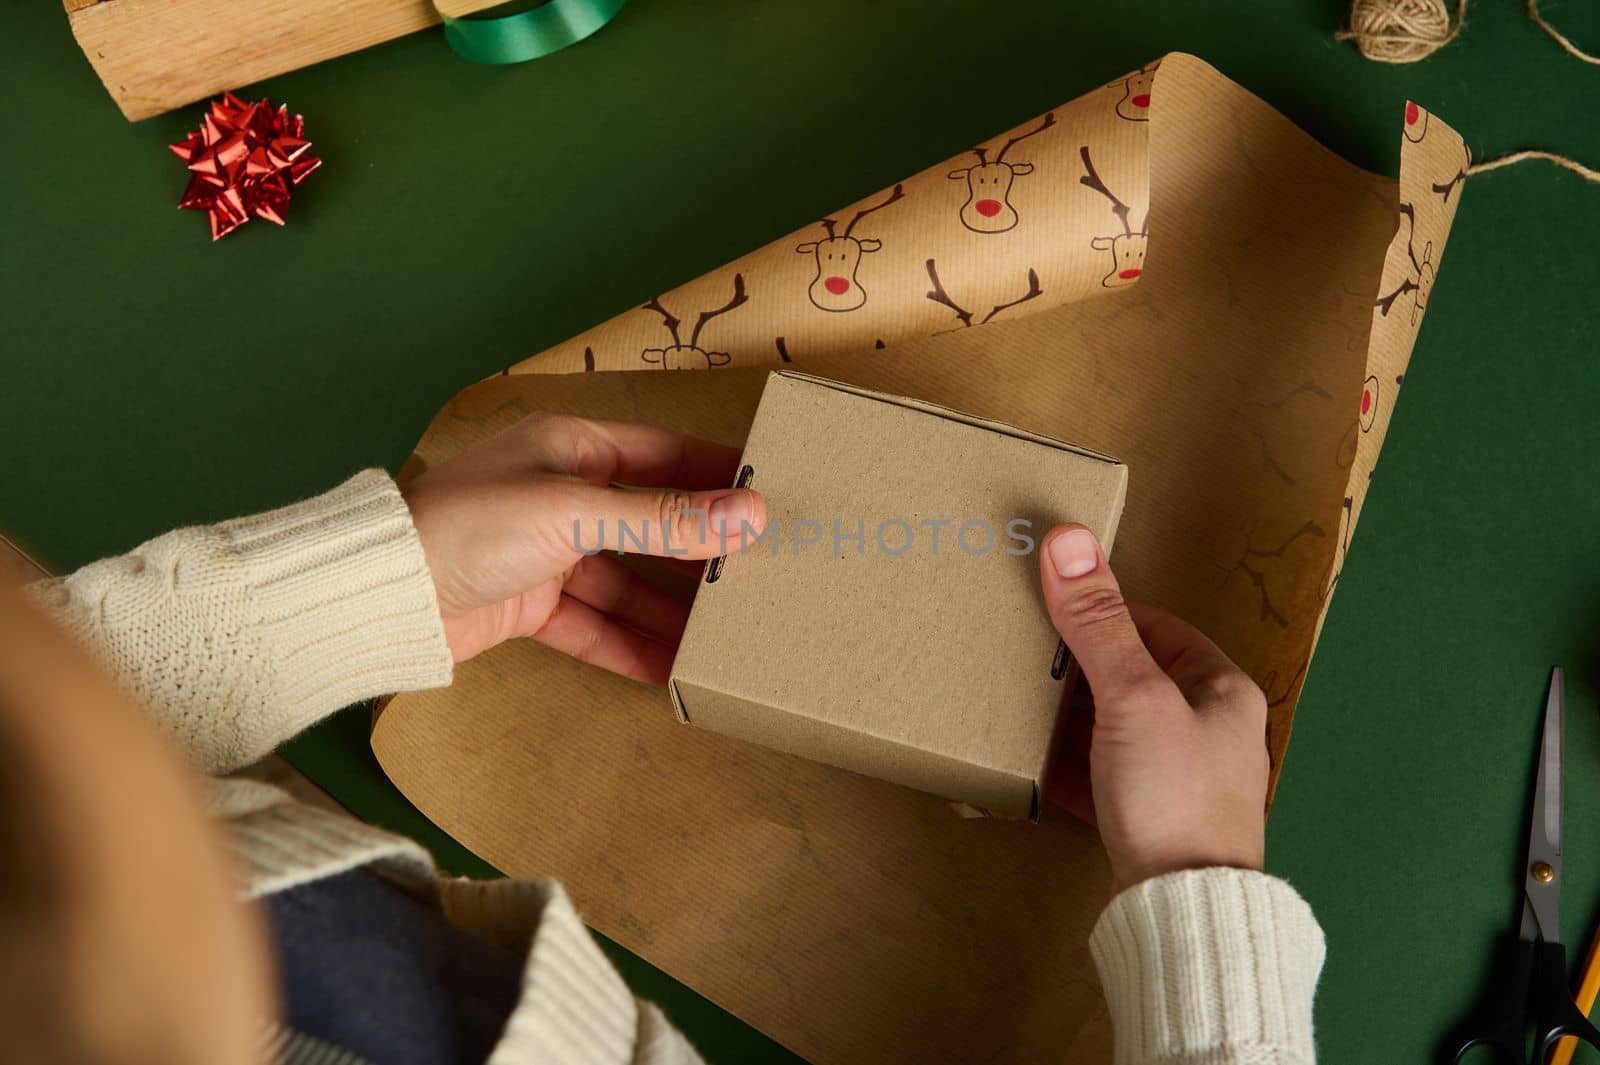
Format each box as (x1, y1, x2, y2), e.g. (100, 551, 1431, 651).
(263, 868, 525, 1065)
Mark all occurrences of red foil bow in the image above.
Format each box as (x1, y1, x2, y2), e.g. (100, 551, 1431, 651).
(170, 93, 321, 241)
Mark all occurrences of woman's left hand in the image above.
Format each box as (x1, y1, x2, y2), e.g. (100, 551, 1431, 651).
(401, 411, 766, 679)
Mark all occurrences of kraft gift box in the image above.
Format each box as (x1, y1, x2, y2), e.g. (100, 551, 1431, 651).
(668, 371, 1127, 819)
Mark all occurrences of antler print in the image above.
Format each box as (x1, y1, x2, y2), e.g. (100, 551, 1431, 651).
(1374, 277, 1418, 317)
(1432, 169, 1467, 204)
(688, 274, 748, 348)
(639, 274, 750, 369)
(924, 259, 973, 328)
(841, 183, 905, 238)
(1374, 203, 1433, 323)
(1079, 145, 1132, 237)
(924, 260, 1043, 328)
(640, 297, 682, 347)
(994, 112, 1056, 163)
(984, 269, 1042, 324)
(1082, 145, 1149, 287)
(1399, 203, 1421, 273)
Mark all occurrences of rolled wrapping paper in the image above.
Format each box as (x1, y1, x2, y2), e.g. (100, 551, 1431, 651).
(509, 61, 1156, 373)
(375, 53, 1468, 1065)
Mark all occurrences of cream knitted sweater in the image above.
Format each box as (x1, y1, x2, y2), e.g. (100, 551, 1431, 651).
(29, 471, 1325, 1065)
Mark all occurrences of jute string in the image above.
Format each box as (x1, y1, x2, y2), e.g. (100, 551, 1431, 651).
(1526, 0, 1600, 64)
(1339, 0, 1599, 183)
(1465, 150, 1600, 181)
(1338, 0, 1467, 63)
(1338, 0, 1598, 64)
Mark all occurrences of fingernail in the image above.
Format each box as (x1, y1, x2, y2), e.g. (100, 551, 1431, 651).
(707, 491, 753, 537)
(1048, 527, 1099, 578)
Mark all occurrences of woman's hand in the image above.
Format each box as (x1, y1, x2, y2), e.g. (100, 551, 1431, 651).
(401, 412, 766, 679)
(1039, 524, 1270, 894)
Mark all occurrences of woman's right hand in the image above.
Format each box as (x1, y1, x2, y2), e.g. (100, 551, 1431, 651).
(1038, 524, 1271, 895)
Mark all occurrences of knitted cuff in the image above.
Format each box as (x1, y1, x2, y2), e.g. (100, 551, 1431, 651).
(216, 469, 454, 737)
(1089, 867, 1325, 1065)
(27, 470, 452, 772)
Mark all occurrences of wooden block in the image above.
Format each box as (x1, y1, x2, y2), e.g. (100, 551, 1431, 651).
(64, 0, 498, 121)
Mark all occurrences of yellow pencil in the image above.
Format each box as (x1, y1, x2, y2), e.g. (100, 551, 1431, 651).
(1554, 925, 1600, 1065)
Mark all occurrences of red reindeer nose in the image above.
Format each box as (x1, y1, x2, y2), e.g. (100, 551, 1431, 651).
(1132, 93, 1151, 108)
(1405, 101, 1419, 125)
(975, 199, 1003, 217)
(1361, 389, 1372, 415)
(824, 276, 850, 295)
(1118, 268, 1143, 280)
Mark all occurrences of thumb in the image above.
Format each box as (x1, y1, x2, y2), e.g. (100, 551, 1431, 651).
(561, 482, 768, 561)
(1038, 524, 1164, 706)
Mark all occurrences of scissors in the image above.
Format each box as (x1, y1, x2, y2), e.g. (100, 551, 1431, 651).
(1453, 668, 1600, 1063)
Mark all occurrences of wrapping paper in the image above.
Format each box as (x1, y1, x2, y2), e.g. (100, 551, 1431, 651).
(371, 54, 1465, 1064)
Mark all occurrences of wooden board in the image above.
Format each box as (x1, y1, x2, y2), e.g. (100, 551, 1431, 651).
(65, 0, 502, 121)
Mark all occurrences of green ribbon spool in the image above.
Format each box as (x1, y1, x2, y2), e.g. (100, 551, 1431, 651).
(439, 0, 625, 65)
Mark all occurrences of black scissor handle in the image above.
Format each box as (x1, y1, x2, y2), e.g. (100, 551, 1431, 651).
(1533, 941, 1600, 1060)
(1451, 940, 1600, 1063)
(1452, 937, 1535, 1063)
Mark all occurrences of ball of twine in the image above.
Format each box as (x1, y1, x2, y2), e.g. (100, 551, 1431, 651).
(1336, 0, 1466, 63)
(1336, 0, 1600, 185)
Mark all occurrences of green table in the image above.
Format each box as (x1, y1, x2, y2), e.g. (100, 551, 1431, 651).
(6, 1, 1600, 1060)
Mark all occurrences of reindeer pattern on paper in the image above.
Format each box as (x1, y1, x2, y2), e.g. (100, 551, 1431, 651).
(1359, 374, 1381, 432)
(1402, 101, 1429, 143)
(1374, 203, 1433, 326)
(1111, 63, 1157, 122)
(638, 275, 749, 369)
(795, 185, 905, 312)
(514, 63, 1165, 375)
(1317, 100, 1465, 628)
(924, 259, 1043, 329)
(1079, 146, 1148, 287)
(946, 113, 1055, 234)
(1431, 139, 1471, 206)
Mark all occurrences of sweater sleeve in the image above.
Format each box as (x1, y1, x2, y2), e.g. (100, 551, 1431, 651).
(1089, 867, 1325, 1065)
(438, 878, 706, 1065)
(25, 470, 454, 773)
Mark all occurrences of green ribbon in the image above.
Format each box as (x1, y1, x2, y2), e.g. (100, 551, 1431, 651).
(439, 0, 625, 65)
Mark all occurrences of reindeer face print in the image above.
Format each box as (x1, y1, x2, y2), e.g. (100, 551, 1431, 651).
(643, 343, 731, 370)
(1414, 249, 1435, 316)
(1080, 145, 1149, 287)
(795, 184, 903, 313)
(947, 161, 1033, 232)
(639, 274, 748, 369)
(1402, 101, 1429, 143)
(1114, 67, 1155, 122)
(947, 113, 1054, 234)
(1360, 375, 1379, 432)
(1091, 231, 1148, 287)
(794, 235, 879, 311)
(1376, 204, 1435, 326)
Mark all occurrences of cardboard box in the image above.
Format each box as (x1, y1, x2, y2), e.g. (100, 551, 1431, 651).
(668, 371, 1126, 820)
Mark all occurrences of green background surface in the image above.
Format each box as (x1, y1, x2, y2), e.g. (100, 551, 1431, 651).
(4, 1, 1599, 1061)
